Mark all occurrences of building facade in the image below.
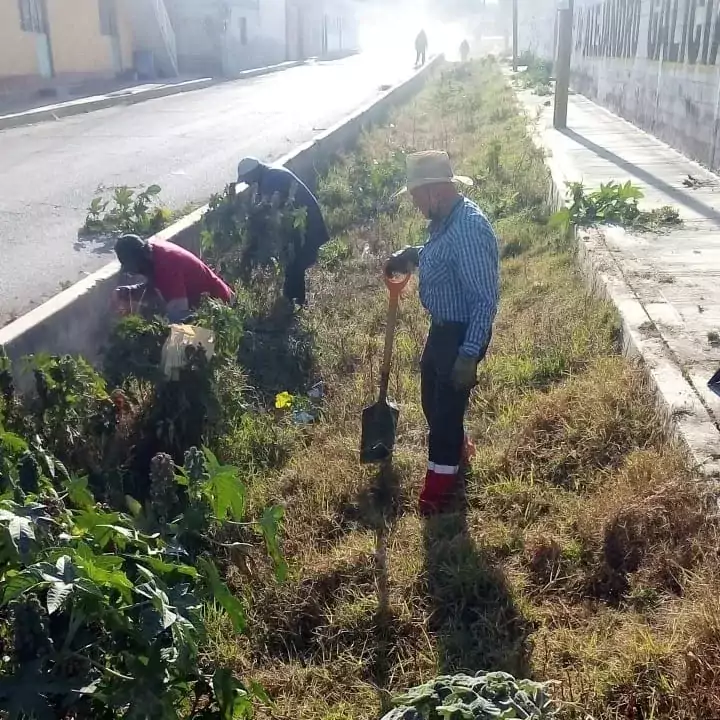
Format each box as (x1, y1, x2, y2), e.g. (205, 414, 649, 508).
(0, 0, 360, 98)
(165, 0, 282, 76)
(0, 0, 134, 94)
(167, 0, 358, 76)
(286, 0, 357, 60)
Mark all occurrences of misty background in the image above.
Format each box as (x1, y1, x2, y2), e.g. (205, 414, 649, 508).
(352, 0, 509, 61)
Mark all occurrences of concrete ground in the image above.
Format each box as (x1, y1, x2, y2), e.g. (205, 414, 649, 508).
(0, 52, 415, 323)
(519, 89, 720, 476)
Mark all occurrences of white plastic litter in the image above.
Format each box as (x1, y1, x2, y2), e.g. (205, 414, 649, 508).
(161, 324, 215, 380)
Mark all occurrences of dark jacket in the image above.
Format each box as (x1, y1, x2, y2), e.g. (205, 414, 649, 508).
(256, 164, 330, 251)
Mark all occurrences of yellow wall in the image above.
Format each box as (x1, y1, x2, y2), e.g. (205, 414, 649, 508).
(0, 1, 40, 77)
(1, 0, 133, 81)
(47, 0, 134, 76)
(47, 0, 111, 74)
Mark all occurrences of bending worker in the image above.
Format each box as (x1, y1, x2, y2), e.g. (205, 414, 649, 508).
(384, 151, 499, 515)
(114, 234, 233, 322)
(237, 157, 330, 306)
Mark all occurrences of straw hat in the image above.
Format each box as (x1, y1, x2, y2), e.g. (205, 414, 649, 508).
(397, 151, 473, 195)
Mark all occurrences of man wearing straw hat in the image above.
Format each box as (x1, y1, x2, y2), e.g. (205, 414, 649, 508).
(384, 151, 499, 515)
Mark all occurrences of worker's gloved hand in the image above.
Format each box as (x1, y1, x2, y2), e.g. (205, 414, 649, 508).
(384, 246, 420, 277)
(451, 354, 478, 391)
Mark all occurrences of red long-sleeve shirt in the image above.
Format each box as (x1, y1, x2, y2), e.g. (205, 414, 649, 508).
(151, 240, 232, 308)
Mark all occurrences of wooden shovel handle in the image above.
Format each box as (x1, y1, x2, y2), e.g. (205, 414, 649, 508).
(378, 273, 410, 402)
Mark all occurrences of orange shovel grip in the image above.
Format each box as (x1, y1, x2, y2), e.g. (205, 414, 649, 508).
(384, 272, 411, 298)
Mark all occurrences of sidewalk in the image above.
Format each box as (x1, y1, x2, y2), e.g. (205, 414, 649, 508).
(0, 60, 305, 131)
(518, 89, 720, 478)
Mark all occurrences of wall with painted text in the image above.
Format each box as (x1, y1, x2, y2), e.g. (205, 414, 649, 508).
(572, 0, 720, 169)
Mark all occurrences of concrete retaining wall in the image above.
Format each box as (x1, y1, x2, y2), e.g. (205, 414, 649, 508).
(571, 0, 720, 171)
(0, 55, 443, 386)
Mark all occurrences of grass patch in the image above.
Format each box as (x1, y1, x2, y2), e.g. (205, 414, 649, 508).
(205, 60, 714, 719)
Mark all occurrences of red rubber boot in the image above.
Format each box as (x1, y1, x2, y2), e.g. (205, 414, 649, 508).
(419, 469, 458, 516)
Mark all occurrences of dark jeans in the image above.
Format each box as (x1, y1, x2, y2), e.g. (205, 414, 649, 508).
(283, 263, 307, 305)
(283, 236, 321, 305)
(421, 321, 489, 468)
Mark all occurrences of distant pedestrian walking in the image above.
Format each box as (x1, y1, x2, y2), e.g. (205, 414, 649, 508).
(460, 39, 470, 62)
(415, 30, 428, 67)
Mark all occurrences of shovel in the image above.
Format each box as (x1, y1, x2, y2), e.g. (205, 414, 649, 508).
(360, 272, 411, 464)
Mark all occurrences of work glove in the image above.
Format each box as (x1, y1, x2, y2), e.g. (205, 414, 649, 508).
(451, 354, 478, 391)
(384, 246, 420, 277)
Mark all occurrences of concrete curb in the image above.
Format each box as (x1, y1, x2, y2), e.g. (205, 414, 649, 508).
(0, 55, 444, 387)
(0, 60, 306, 132)
(524, 99, 720, 479)
(227, 59, 306, 81)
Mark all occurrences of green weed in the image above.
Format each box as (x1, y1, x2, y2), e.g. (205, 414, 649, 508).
(516, 53, 554, 96)
(552, 181, 681, 233)
(83, 184, 172, 237)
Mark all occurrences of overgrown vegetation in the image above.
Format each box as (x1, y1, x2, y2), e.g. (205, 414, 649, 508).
(552, 180, 681, 233)
(3, 59, 713, 719)
(0, 348, 284, 717)
(0, 250, 304, 715)
(515, 53, 553, 96)
(210, 61, 711, 720)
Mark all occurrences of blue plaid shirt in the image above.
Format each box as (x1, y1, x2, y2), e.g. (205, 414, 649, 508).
(418, 197, 499, 358)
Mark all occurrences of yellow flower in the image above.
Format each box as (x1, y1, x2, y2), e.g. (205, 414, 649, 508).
(275, 391, 293, 409)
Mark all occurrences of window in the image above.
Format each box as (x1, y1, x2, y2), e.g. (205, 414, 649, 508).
(99, 0, 118, 37)
(240, 17, 248, 45)
(18, 0, 46, 34)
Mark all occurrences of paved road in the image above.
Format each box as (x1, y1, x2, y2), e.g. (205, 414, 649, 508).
(0, 52, 414, 323)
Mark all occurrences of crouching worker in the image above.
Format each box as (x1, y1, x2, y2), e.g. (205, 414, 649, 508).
(384, 151, 499, 515)
(237, 157, 330, 306)
(114, 234, 233, 322)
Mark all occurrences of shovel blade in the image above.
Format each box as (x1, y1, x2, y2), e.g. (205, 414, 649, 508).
(360, 399, 400, 464)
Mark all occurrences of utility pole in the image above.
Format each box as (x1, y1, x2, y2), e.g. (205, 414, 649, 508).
(553, 0, 574, 129)
(512, 0, 518, 71)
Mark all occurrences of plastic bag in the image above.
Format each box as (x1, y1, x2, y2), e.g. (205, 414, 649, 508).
(161, 324, 215, 380)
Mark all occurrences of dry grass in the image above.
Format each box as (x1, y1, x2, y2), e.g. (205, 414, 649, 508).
(204, 61, 720, 719)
